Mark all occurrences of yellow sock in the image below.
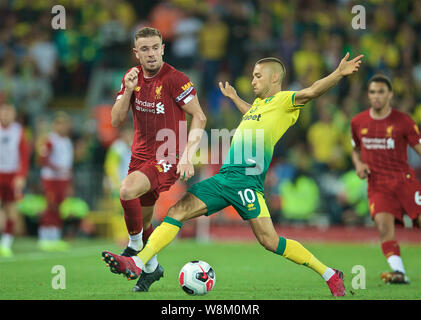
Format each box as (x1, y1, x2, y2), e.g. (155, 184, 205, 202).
(276, 238, 327, 276)
(137, 216, 181, 265)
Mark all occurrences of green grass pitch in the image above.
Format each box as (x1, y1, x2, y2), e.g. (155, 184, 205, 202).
(0, 238, 420, 300)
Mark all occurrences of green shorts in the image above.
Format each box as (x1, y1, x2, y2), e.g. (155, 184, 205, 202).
(188, 168, 270, 220)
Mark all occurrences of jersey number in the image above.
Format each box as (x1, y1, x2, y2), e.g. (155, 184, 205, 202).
(238, 189, 256, 206)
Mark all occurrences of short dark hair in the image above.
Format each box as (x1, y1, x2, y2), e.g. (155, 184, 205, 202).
(368, 74, 392, 91)
(255, 57, 286, 82)
(134, 27, 162, 43)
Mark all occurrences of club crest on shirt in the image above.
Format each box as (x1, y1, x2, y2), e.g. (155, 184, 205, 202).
(155, 85, 162, 100)
(386, 125, 394, 138)
(135, 86, 141, 92)
(360, 128, 368, 135)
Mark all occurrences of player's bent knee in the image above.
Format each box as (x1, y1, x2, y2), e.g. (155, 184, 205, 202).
(257, 235, 277, 253)
(119, 183, 148, 200)
(119, 185, 135, 200)
(167, 193, 207, 223)
(377, 226, 394, 242)
(375, 220, 393, 239)
(167, 205, 189, 222)
(262, 242, 277, 253)
(374, 214, 395, 241)
(265, 242, 277, 253)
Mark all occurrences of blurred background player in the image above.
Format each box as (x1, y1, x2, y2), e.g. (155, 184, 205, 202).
(351, 74, 421, 284)
(0, 104, 30, 257)
(105, 27, 206, 292)
(104, 124, 133, 209)
(37, 112, 74, 251)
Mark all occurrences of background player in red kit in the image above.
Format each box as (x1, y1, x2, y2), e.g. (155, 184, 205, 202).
(103, 27, 206, 292)
(351, 74, 421, 284)
(38, 112, 74, 252)
(0, 104, 30, 257)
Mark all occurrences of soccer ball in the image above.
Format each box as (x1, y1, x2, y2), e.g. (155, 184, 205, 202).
(179, 260, 216, 295)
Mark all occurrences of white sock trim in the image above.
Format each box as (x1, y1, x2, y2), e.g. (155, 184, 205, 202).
(144, 255, 158, 273)
(387, 255, 406, 274)
(322, 267, 336, 281)
(128, 230, 143, 251)
(1, 233, 13, 249)
(131, 256, 145, 270)
(129, 231, 143, 241)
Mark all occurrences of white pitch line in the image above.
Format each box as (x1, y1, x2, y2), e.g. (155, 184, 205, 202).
(0, 245, 117, 264)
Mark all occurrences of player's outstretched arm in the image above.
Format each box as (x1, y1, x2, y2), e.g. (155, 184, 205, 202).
(295, 53, 363, 106)
(219, 81, 251, 114)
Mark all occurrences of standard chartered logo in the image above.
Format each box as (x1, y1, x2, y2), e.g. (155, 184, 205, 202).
(156, 102, 165, 114)
(134, 100, 165, 114)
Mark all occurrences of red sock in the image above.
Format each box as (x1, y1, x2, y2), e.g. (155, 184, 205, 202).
(40, 208, 63, 228)
(143, 224, 154, 244)
(381, 240, 400, 258)
(4, 218, 14, 234)
(120, 199, 143, 235)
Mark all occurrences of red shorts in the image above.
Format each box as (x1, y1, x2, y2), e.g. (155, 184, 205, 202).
(368, 177, 421, 227)
(0, 173, 17, 203)
(42, 179, 71, 205)
(128, 157, 179, 206)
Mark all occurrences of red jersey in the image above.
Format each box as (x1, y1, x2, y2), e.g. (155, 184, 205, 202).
(39, 132, 73, 181)
(116, 63, 196, 164)
(351, 109, 421, 185)
(0, 122, 30, 177)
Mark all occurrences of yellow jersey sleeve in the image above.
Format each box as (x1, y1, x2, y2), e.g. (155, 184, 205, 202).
(274, 91, 302, 126)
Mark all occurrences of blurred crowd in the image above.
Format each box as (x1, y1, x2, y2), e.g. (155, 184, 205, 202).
(1, 0, 421, 229)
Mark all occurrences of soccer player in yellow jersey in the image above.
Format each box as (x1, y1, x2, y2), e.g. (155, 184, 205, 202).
(102, 53, 363, 296)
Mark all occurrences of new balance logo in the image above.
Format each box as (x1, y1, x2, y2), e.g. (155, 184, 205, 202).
(156, 102, 165, 114)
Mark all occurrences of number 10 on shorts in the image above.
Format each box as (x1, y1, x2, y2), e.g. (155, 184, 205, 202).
(238, 189, 256, 206)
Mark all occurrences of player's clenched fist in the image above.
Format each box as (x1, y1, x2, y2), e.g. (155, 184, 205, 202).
(124, 68, 140, 91)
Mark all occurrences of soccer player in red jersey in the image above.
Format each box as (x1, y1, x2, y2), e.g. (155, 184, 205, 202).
(38, 112, 73, 252)
(0, 104, 30, 257)
(103, 27, 206, 292)
(351, 74, 421, 284)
